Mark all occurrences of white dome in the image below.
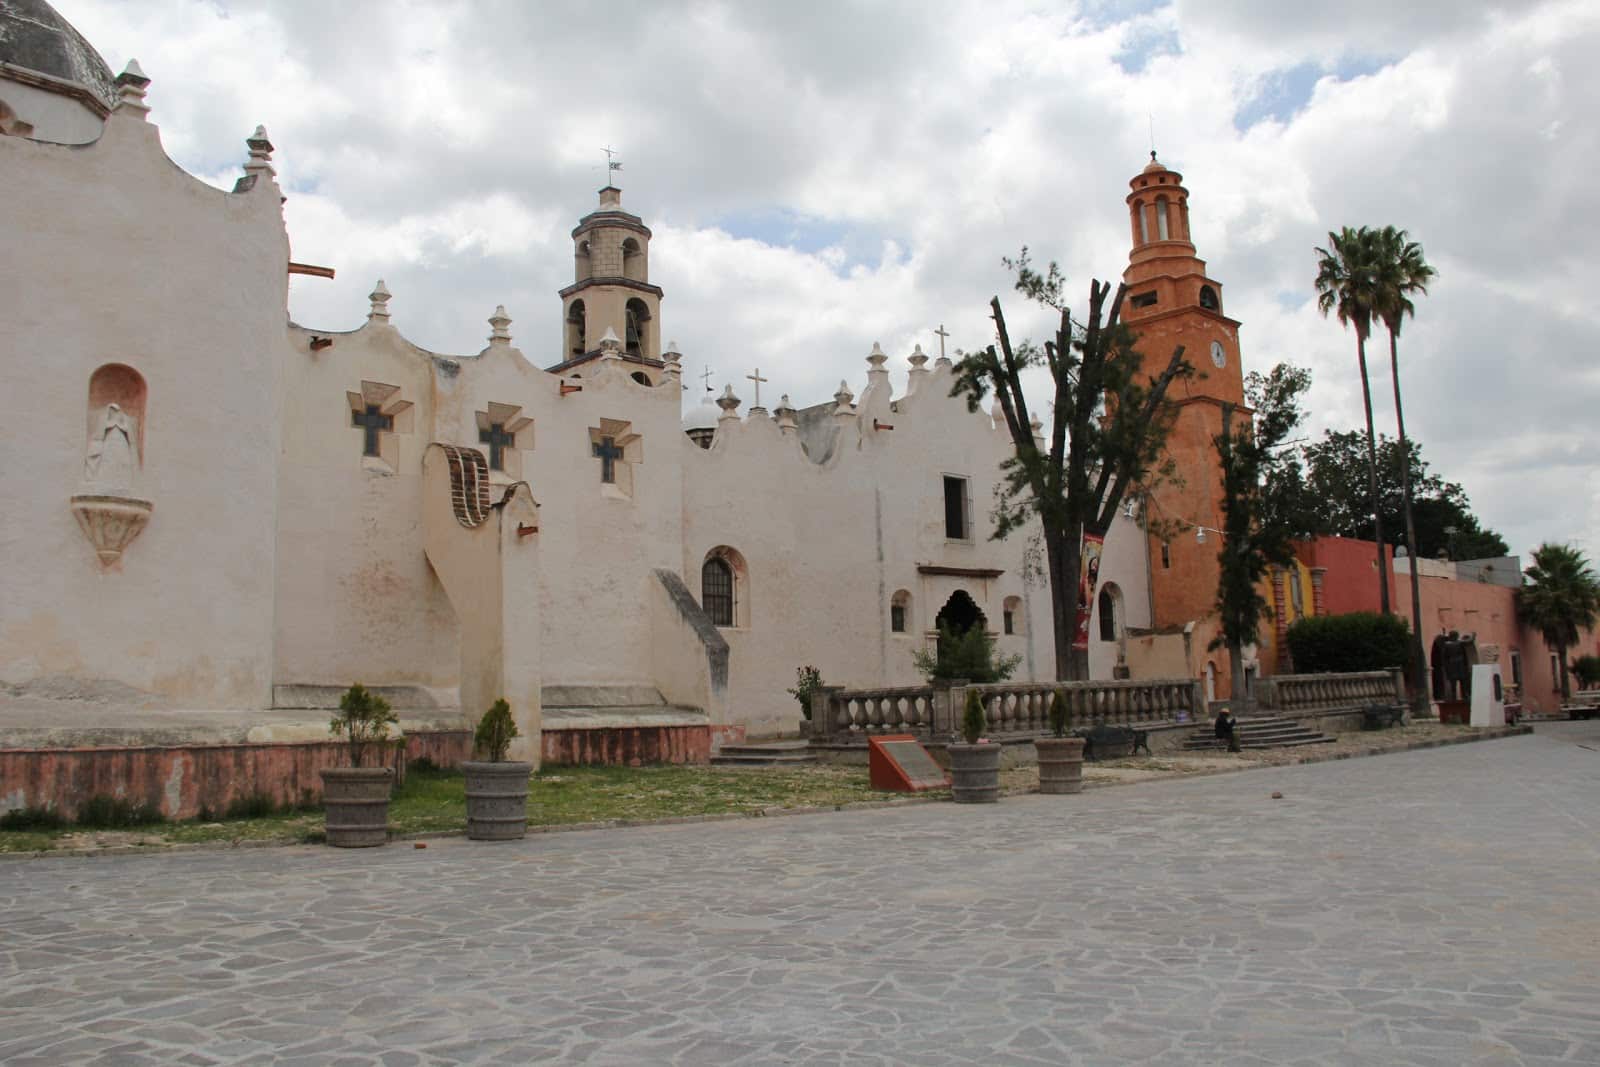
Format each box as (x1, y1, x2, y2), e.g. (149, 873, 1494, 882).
(682, 395, 719, 432)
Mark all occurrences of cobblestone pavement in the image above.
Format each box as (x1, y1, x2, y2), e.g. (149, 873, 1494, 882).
(3, 725, 1599, 1066)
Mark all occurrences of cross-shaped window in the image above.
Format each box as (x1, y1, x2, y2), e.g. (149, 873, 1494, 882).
(593, 436, 625, 483)
(353, 403, 393, 457)
(479, 422, 516, 470)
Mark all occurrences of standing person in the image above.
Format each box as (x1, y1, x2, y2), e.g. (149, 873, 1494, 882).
(1214, 706, 1241, 753)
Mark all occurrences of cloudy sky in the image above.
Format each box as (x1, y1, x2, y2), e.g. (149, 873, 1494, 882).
(63, 0, 1599, 558)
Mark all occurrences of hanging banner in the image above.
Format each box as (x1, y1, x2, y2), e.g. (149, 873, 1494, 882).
(1072, 528, 1107, 651)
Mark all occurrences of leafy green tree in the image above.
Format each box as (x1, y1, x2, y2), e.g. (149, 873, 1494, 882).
(1519, 544, 1600, 700)
(1294, 430, 1508, 559)
(950, 249, 1191, 680)
(1285, 612, 1412, 674)
(1371, 225, 1437, 712)
(910, 623, 1021, 684)
(1213, 364, 1311, 710)
(1315, 226, 1389, 613)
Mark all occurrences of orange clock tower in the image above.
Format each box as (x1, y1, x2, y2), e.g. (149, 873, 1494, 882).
(1121, 153, 1245, 647)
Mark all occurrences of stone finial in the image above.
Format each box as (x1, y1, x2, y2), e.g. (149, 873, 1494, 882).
(716, 384, 742, 420)
(866, 342, 888, 370)
(662, 341, 682, 382)
(114, 60, 150, 118)
(1030, 413, 1044, 441)
(599, 326, 622, 360)
(243, 124, 275, 179)
(833, 380, 855, 414)
(368, 280, 392, 323)
(488, 305, 512, 343)
(774, 394, 797, 434)
(906, 343, 931, 394)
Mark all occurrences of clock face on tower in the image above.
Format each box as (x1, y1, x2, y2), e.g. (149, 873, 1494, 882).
(1210, 340, 1227, 369)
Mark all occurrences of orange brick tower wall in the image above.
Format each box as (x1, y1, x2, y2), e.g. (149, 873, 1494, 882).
(1121, 154, 1245, 684)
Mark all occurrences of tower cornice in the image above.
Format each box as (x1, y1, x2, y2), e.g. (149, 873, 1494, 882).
(558, 276, 664, 300)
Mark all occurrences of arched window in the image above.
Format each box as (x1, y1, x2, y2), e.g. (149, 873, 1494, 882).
(1136, 200, 1149, 243)
(701, 546, 748, 628)
(624, 298, 651, 358)
(621, 237, 644, 281)
(1156, 196, 1170, 240)
(891, 590, 912, 634)
(1199, 285, 1219, 311)
(566, 299, 587, 357)
(1098, 589, 1115, 642)
(630, 371, 652, 386)
(1002, 595, 1023, 636)
(1204, 661, 1217, 702)
(575, 240, 592, 281)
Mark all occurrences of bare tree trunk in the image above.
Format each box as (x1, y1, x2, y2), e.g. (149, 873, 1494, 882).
(1356, 333, 1390, 614)
(1228, 642, 1248, 716)
(1046, 530, 1085, 681)
(1557, 643, 1571, 701)
(1388, 330, 1429, 714)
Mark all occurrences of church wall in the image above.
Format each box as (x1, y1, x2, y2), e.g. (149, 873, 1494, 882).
(0, 78, 104, 144)
(0, 113, 287, 707)
(439, 348, 686, 692)
(273, 320, 459, 693)
(680, 361, 1060, 737)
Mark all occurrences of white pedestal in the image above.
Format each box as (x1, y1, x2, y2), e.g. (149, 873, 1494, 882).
(1470, 664, 1504, 727)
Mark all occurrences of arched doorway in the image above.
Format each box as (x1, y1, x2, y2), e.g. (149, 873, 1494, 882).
(934, 590, 986, 659)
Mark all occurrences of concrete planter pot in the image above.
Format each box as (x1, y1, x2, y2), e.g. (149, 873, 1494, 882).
(463, 760, 533, 841)
(320, 766, 394, 848)
(947, 742, 1002, 804)
(1035, 736, 1086, 795)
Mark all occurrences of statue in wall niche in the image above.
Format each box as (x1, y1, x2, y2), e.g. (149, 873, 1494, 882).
(85, 403, 138, 492)
(1431, 630, 1475, 702)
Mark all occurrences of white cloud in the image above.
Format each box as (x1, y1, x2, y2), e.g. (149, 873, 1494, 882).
(53, 0, 1600, 557)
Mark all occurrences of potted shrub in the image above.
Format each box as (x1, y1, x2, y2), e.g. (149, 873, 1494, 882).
(464, 698, 533, 841)
(947, 689, 1002, 804)
(1035, 690, 1086, 794)
(788, 665, 823, 737)
(321, 683, 399, 848)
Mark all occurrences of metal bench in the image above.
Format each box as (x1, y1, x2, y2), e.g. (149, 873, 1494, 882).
(1073, 724, 1152, 762)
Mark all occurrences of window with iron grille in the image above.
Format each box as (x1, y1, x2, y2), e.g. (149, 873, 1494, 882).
(890, 604, 906, 633)
(702, 557, 734, 627)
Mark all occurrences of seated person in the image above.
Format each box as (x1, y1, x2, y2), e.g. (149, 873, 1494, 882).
(1213, 707, 1241, 752)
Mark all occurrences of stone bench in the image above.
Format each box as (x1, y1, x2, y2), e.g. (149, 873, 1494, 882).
(1073, 724, 1152, 762)
(1361, 703, 1407, 731)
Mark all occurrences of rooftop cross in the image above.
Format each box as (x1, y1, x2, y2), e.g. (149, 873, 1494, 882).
(745, 368, 769, 408)
(934, 324, 950, 361)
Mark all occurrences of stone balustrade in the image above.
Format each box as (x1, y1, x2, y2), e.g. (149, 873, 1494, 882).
(1253, 669, 1405, 714)
(810, 677, 1205, 743)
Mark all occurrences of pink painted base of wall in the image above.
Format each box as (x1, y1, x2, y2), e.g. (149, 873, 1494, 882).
(542, 725, 711, 766)
(0, 731, 470, 822)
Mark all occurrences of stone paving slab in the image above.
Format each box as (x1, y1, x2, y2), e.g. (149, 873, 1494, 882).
(2, 725, 1598, 1064)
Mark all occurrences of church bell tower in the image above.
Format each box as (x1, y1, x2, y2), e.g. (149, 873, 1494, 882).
(1122, 153, 1245, 636)
(548, 185, 666, 382)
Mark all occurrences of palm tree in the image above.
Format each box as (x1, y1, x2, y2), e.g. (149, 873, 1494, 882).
(1315, 226, 1389, 614)
(1520, 544, 1600, 700)
(1372, 226, 1436, 712)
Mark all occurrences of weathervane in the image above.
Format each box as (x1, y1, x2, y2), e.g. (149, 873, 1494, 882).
(700, 364, 715, 395)
(603, 145, 622, 186)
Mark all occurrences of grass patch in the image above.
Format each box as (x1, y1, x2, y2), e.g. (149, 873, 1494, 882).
(0, 762, 901, 853)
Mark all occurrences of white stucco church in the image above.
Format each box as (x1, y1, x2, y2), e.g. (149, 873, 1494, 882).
(1, 1, 1161, 769)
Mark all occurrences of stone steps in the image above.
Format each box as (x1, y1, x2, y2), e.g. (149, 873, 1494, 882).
(1184, 716, 1336, 751)
(711, 741, 817, 766)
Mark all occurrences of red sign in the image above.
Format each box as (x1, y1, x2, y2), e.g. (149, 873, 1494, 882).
(868, 735, 949, 792)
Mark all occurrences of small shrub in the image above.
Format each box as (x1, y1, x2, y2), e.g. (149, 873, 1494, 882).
(408, 756, 440, 775)
(1571, 654, 1600, 690)
(962, 689, 987, 745)
(911, 624, 1023, 684)
(75, 795, 164, 829)
(1049, 690, 1069, 738)
(330, 683, 400, 768)
(224, 793, 278, 820)
(474, 698, 519, 762)
(787, 666, 824, 720)
(0, 805, 67, 832)
(1285, 612, 1411, 674)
